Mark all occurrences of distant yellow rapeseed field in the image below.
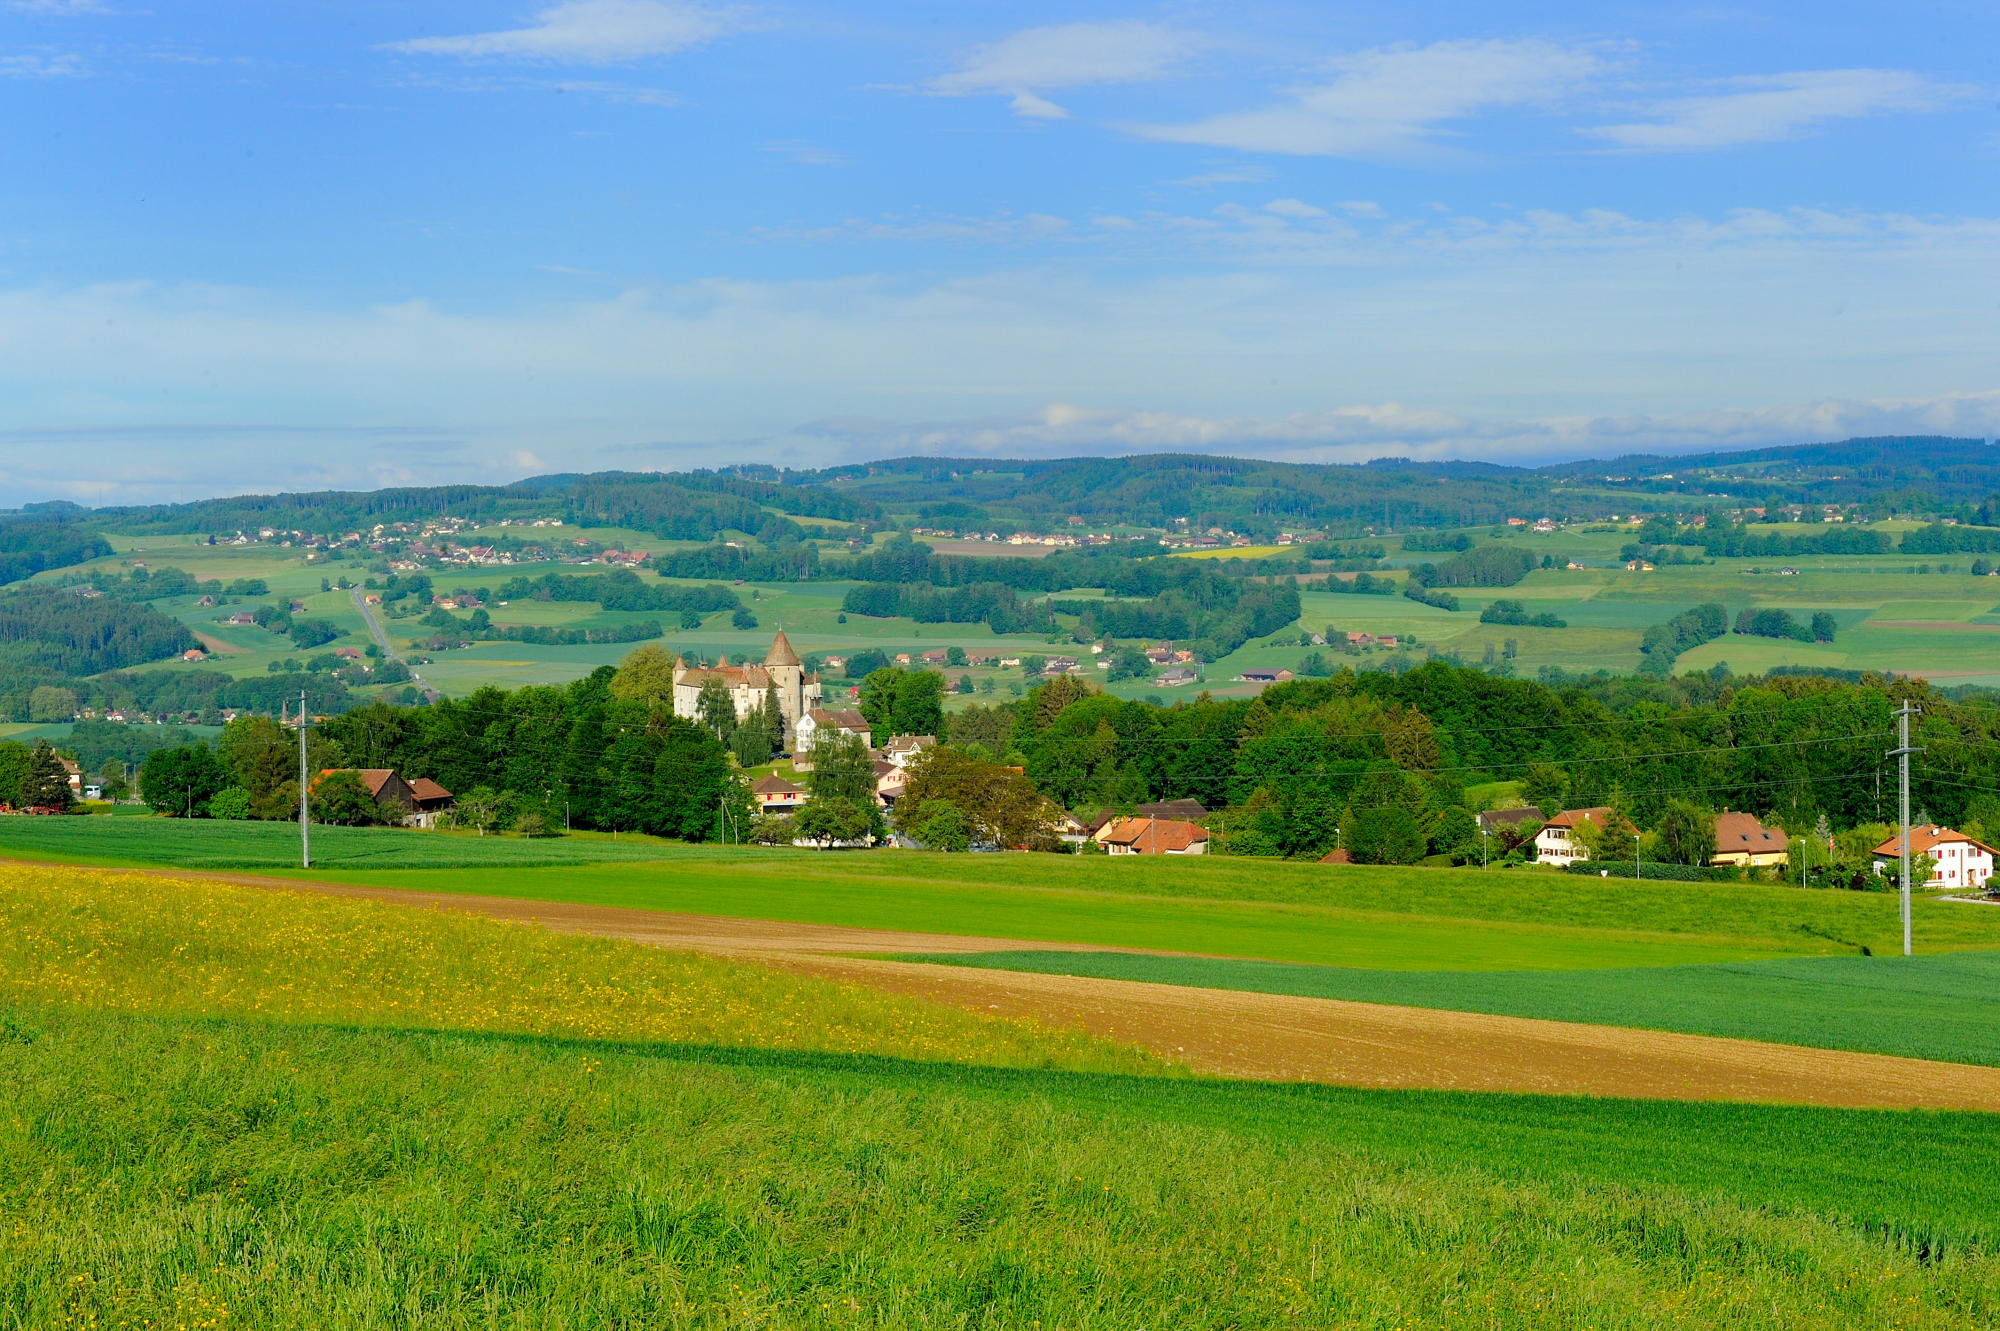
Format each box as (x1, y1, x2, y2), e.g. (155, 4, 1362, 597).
(0, 864, 1167, 1075)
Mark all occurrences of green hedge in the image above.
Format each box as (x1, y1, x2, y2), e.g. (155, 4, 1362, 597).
(1563, 859, 1712, 883)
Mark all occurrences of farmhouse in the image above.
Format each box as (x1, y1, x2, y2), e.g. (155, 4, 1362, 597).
(1871, 825, 1995, 889)
(1154, 667, 1196, 687)
(1098, 816, 1209, 856)
(670, 630, 822, 746)
(406, 777, 454, 829)
(1475, 806, 1545, 837)
(1533, 807, 1613, 864)
(316, 768, 415, 817)
(1710, 812, 1789, 868)
(1237, 668, 1294, 683)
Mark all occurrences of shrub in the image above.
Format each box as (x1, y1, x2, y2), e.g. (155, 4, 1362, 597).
(1563, 859, 1710, 883)
(207, 787, 253, 820)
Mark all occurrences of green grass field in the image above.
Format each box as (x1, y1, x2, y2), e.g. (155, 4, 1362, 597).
(6, 862, 2000, 1327)
(9, 819, 2000, 968)
(906, 949, 2000, 1067)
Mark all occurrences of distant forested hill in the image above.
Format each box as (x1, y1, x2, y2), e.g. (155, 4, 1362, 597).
(16, 435, 2000, 570)
(0, 516, 113, 584)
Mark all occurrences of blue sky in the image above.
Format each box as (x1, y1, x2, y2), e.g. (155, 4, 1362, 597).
(1, 1, 1997, 504)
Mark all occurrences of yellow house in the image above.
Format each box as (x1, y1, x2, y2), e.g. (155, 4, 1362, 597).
(1710, 812, 1789, 868)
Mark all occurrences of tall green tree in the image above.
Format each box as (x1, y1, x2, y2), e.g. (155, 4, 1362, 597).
(139, 744, 231, 817)
(21, 740, 76, 811)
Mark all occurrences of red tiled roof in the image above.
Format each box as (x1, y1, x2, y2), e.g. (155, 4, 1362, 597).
(1871, 824, 1996, 857)
(752, 774, 802, 795)
(408, 777, 452, 803)
(1714, 811, 1787, 853)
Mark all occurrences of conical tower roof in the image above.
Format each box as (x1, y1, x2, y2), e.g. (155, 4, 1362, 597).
(764, 629, 801, 668)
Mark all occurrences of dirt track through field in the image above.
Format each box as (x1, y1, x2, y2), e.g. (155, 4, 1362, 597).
(19, 861, 2000, 1110)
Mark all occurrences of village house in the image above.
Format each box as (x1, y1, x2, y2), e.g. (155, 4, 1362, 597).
(1872, 825, 1995, 889)
(795, 707, 871, 755)
(1237, 668, 1294, 684)
(1710, 812, 1789, 868)
(881, 734, 935, 768)
(1533, 807, 1614, 864)
(1154, 667, 1196, 687)
(1097, 816, 1209, 856)
(751, 774, 807, 814)
(671, 630, 822, 748)
(873, 761, 907, 807)
(920, 649, 948, 666)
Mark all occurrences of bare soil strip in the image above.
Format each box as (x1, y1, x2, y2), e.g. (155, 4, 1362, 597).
(770, 955, 2000, 1111)
(18, 861, 2000, 1109)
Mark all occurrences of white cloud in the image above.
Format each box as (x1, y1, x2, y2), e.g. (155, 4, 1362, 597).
(1338, 201, 1385, 218)
(1263, 198, 1327, 219)
(928, 21, 1185, 119)
(1585, 69, 1969, 150)
(1171, 166, 1273, 187)
(9, 0, 109, 13)
(1131, 38, 1603, 159)
(386, 0, 735, 63)
(1, 52, 83, 77)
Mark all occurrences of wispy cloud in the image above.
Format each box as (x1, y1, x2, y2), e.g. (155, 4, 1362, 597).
(927, 21, 1186, 119)
(9, 0, 109, 13)
(1131, 38, 1603, 160)
(1171, 166, 1273, 188)
(760, 139, 847, 166)
(385, 0, 737, 63)
(1585, 69, 1970, 150)
(1, 52, 84, 77)
(1263, 198, 1327, 219)
(757, 211, 1071, 244)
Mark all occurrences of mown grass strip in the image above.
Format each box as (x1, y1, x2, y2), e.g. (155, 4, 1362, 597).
(902, 950, 2000, 1068)
(4, 1008, 1997, 1329)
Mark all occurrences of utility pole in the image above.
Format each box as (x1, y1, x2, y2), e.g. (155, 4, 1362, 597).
(1888, 699, 1922, 957)
(297, 689, 311, 869)
(1481, 824, 1489, 870)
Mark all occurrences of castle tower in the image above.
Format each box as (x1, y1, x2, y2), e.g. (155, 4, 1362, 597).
(763, 629, 804, 737)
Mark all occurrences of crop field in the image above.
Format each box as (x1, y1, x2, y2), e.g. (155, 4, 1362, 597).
(0, 865, 1149, 1072)
(7, 863, 2000, 1326)
(907, 949, 2000, 1067)
(11, 818, 2000, 965)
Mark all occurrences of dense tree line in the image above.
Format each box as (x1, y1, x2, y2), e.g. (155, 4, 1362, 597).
(1900, 523, 2000, 555)
(1691, 524, 1894, 558)
(1638, 604, 1729, 675)
(0, 517, 112, 585)
(934, 660, 1995, 866)
(844, 581, 1055, 635)
(137, 663, 745, 837)
(1049, 579, 1302, 661)
(495, 570, 741, 614)
(1407, 545, 1538, 590)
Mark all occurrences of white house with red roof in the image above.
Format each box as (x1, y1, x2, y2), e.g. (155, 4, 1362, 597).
(1872, 825, 1995, 890)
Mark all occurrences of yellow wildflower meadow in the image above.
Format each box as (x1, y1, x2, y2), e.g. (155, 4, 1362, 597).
(0, 865, 1169, 1075)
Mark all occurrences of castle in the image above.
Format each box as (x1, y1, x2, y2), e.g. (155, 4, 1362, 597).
(671, 629, 822, 744)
